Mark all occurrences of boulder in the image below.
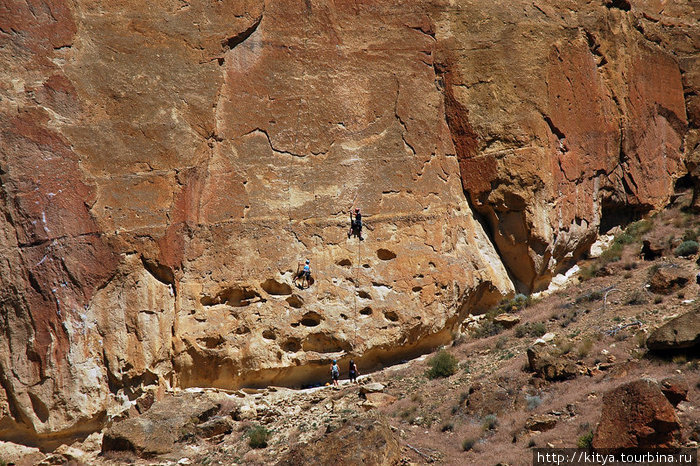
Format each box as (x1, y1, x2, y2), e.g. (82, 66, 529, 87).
(359, 383, 385, 396)
(494, 314, 521, 329)
(102, 393, 220, 457)
(648, 266, 689, 294)
(526, 345, 578, 381)
(525, 414, 558, 432)
(196, 416, 234, 439)
(646, 310, 700, 351)
(593, 379, 681, 449)
(660, 376, 689, 407)
(362, 393, 398, 410)
(641, 238, 665, 261)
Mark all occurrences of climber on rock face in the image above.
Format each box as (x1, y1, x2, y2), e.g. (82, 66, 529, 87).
(348, 207, 363, 241)
(294, 259, 311, 289)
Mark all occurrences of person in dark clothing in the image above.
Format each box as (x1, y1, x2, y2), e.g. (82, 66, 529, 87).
(348, 207, 363, 240)
(348, 359, 359, 383)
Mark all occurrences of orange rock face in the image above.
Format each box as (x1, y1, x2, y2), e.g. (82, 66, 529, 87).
(0, 0, 697, 444)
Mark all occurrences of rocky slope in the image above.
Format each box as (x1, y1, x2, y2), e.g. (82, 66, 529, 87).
(0, 0, 697, 446)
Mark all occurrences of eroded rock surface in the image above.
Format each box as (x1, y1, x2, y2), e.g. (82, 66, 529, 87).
(593, 379, 682, 449)
(0, 0, 698, 446)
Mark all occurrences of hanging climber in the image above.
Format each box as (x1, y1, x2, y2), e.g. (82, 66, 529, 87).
(294, 259, 312, 289)
(348, 207, 364, 241)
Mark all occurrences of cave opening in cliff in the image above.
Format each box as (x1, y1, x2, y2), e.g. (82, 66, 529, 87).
(599, 200, 650, 234)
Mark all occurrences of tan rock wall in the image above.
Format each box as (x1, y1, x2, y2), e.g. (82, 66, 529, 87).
(0, 0, 696, 445)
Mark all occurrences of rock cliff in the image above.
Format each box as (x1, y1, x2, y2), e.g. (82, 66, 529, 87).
(0, 0, 697, 446)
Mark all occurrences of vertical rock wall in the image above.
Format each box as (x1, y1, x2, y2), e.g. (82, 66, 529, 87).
(0, 0, 696, 446)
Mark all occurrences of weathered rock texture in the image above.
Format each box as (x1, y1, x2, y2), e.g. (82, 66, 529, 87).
(593, 378, 682, 449)
(0, 0, 697, 446)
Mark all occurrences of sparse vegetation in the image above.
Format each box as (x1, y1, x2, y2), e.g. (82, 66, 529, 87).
(425, 350, 458, 379)
(674, 240, 699, 257)
(625, 290, 647, 306)
(462, 438, 476, 451)
(577, 338, 593, 358)
(682, 228, 698, 242)
(482, 414, 498, 431)
(515, 322, 547, 338)
(527, 439, 537, 448)
(577, 431, 594, 449)
(525, 394, 542, 411)
(248, 424, 270, 449)
(471, 320, 504, 339)
(441, 422, 454, 432)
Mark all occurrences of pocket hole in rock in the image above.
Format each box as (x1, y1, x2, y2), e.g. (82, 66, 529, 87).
(412, 286, 422, 292)
(357, 290, 371, 299)
(261, 279, 292, 296)
(337, 258, 352, 267)
(235, 326, 250, 334)
(384, 310, 399, 322)
(299, 311, 322, 327)
(359, 307, 372, 316)
(282, 338, 301, 352)
(197, 336, 225, 348)
(376, 248, 397, 260)
(302, 333, 351, 353)
(262, 329, 276, 340)
(286, 295, 304, 308)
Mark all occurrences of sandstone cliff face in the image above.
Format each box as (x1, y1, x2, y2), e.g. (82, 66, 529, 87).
(0, 0, 696, 446)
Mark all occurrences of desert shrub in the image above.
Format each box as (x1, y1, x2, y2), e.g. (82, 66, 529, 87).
(674, 240, 699, 257)
(575, 290, 602, 304)
(626, 219, 653, 239)
(482, 414, 498, 431)
(577, 431, 594, 449)
(495, 335, 508, 349)
(654, 296, 663, 304)
(577, 338, 593, 358)
(497, 293, 530, 313)
(682, 229, 698, 242)
(554, 337, 574, 355)
(527, 439, 537, 448)
(248, 424, 270, 449)
(462, 438, 476, 451)
(634, 332, 647, 348)
(525, 394, 542, 411)
(625, 290, 647, 306)
(515, 322, 547, 338)
(672, 354, 688, 365)
(472, 320, 503, 339)
(600, 242, 623, 264)
(579, 264, 599, 281)
(425, 350, 458, 379)
(441, 422, 454, 432)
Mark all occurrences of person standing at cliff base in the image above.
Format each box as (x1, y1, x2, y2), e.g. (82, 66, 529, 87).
(331, 360, 340, 388)
(348, 359, 359, 383)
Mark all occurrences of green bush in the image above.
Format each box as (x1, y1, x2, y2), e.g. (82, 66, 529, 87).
(577, 431, 594, 449)
(497, 294, 530, 313)
(514, 322, 546, 338)
(674, 240, 699, 257)
(425, 350, 458, 379)
(482, 414, 498, 431)
(248, 424, 270, 449)
(462, 438, 476, 451)
(441, 422, 454, 432)
(471, 320, 503, 339)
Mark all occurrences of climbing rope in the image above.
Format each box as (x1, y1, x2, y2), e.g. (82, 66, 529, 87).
(352, 235, 361, 350)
